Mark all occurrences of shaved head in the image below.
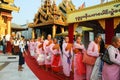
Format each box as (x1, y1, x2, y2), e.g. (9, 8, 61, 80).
(112, 36, 120, 43)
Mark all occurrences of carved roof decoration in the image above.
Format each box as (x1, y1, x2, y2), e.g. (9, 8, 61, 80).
(0, 15, 6, 28)
(29, 0, 68, 28)
(11, 23, 28, 31)
(0, 0, 19, 12)
(59, 0, 76, 16)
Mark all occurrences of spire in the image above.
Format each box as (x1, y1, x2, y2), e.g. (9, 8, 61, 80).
(41, 0, 44, 6)
(52, 0, 56, 5)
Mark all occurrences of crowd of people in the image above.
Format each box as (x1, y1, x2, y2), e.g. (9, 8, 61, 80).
(0, 35, 28, 55)
(27, 34, 120, 80)
(0, 35, 27, 71)
(0, 34, 120, 80)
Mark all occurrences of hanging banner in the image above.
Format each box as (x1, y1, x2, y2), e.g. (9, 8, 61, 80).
(67, 1, 120, 23)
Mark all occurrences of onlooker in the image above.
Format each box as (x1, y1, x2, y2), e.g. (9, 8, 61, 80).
(6, 37, 13, 55)
(18, 36, 26, 71)
(0, 36, 3, 52)
(2, 36, 7, 54)
(13, 38, 20, 55)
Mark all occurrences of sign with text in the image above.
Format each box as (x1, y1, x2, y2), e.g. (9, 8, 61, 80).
(67, 1, 120, 23)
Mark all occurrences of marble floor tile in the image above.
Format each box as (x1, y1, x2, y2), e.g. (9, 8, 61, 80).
(0, 56, 38, 80)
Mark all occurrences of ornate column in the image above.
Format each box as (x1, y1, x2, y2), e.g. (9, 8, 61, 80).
(105, 18, 114, 45)
(52, 25, 57, 38)
(68, 23, 74, 43)
(32, 29, 35, 39)
(61, 27, 64, 33)
(0, 15, 6, 36)
(7, 17, 12, 35)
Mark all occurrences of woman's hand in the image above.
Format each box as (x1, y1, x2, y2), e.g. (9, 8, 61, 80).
(73, 48, 80, 54)
(65, 43, 73, 51)
(46, 40, 52, 46)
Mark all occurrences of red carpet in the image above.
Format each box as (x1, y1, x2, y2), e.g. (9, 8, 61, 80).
(0, 50, 2, 54)
(25, 50, 73, 80)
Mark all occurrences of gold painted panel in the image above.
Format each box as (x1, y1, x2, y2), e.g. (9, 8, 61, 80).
(67, 1, 120, 23)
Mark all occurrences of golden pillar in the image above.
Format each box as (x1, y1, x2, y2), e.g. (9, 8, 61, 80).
(0, 15, 6, 36)
(32, 29, 35, 39)
(52, 25, 57, 38)
(7, 17, 12, 35)
(61, 27, 64, 33)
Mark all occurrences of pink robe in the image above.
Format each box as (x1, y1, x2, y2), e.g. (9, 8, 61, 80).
(50, 43, 62, 72)
(37, 42, 45, 65)
(43, 40, 52, 65)
(102, 45, 120, 80)
(73, 43, 86, 80)
(34, 41, 41, 59)
(62, 42, 73, 77)
(50, 44, 61, 67)
(86, 41, 99, 80)
(29, 41, 35, 56)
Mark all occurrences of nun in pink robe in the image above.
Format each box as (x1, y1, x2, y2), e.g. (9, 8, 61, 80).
(37, 42, 45, 66)
(73, 42, 86, 80)
(34, 39, 41, 59)
(50, 40, 62, 72)
(43, 39, 53, 68)
(86, 41, 100, 80)
(29, 40, 35, 56)
(102, 45, 120, 80)
(62, 36, 73, 77)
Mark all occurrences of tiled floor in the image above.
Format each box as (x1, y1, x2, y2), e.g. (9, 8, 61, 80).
(0, 54, 38, 80)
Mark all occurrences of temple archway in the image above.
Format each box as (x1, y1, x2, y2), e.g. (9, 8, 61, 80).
(75, 20, 104, 48)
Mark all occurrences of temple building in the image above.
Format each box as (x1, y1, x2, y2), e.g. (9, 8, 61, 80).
(58, 0, 75, 16)
(67, 0, 120, 46)
(11, 23, 28, 39)
(29, 0, 120, 47)
(0, 0, 19, 36)
(28, 0, 75, 38)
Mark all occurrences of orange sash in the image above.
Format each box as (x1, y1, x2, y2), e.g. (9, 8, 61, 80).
(52, 44, 59, 50)
(66, 43, 72, 51)
(46, 40, 52, 46)
(39, 44, 43, 48)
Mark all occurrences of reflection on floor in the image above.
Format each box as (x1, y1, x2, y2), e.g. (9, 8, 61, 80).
(0, 54, 38, 80)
